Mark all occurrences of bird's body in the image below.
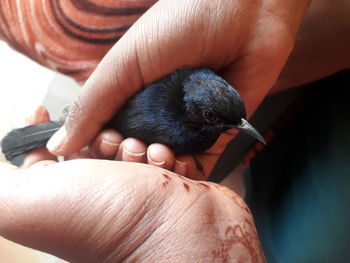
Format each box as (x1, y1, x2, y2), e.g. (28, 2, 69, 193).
(1, 68, 265, 163)
(109, 68, 225, 154)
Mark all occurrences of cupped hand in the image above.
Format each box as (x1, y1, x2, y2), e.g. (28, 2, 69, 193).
(0, 108, 266, 263)
(89, 128, 240, 180)
(47, 0, 311, 178)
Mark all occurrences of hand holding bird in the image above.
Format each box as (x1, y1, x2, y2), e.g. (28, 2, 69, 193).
(0, 0, 311, 179)
(2, 68, 265, 179)
(43, 0, 310, 178)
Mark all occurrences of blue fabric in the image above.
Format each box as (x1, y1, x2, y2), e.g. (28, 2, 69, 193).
(245, 71, 350, 263)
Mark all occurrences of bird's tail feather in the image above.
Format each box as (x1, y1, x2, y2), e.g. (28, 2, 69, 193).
(1, 121, 61, 163)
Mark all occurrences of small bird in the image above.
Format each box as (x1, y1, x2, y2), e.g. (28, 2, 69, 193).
(1, 68, 266, 163)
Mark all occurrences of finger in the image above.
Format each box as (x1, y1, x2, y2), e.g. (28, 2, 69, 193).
(64, 146, 93, 160)
(174, 155, 206, 181)
(188, 130, 238, 178)
(173, 157, 188, 177)
(24, 105, 50, 126)
(89, 129, 123, 159)
(205, 129, 240, 155)
(115, 138, 147, 163)
(147, 143, 174, 170)
(21, 148, 58, 168)
(22, 106, 57, 168)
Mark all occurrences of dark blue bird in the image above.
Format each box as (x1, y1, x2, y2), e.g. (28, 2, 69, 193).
(1, 68, 265, 163)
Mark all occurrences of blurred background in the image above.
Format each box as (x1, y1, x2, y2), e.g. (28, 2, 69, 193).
(0, 41, 80, 161)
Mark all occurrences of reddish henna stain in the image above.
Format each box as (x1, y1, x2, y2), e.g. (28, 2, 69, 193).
(197, 182, 210, 191)
(212, 224, 264, 263)
(244, 219, 265, 257)
(244, 218, 254, 227)
(214, 185, 252, 216)
(162, 173, 171, 181)
(231, 195, 252, 216)
(183, 183, 190, 192)
(161, 173, 171, 187)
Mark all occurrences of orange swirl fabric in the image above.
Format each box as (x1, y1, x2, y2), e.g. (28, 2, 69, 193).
(0, 0, 156, 81)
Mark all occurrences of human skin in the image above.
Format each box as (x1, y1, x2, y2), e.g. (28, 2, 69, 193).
(82, 0, 350, 180)
(45, 0, 312, 179)
(2, 0, 350, 261)
(0, 107, 266, 263)
(273, 0, 350, 91)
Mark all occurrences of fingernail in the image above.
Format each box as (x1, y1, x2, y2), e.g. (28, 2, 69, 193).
(122, 146, 146, 162)
(174, 158, 187, 176)
(123, 147, 146, 157)
(101, 139, 120, 147)
(46, 127, 67, 154)
(99, 139, 120, 157)
(147, 152, 166, 166)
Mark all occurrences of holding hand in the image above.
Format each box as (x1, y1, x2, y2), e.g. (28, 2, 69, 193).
(46, 0, 311, 178)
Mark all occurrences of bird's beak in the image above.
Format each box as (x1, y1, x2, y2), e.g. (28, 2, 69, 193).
(231, 118, 267, 145)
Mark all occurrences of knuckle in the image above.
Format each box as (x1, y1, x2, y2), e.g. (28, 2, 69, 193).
(67, 99, 84, 123)
(63, 98, 85, 131)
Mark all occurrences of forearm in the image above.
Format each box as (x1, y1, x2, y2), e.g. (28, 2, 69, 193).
(273, 0, 350, 91)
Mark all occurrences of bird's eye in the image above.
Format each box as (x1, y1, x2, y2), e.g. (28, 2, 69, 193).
(203, 110, 218, 124)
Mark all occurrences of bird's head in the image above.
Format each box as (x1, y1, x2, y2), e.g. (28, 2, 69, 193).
(182, 68, 266, 144)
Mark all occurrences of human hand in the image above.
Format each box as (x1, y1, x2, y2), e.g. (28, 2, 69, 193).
(0, 108, 266, 263)
(47, 0, 311, 178)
